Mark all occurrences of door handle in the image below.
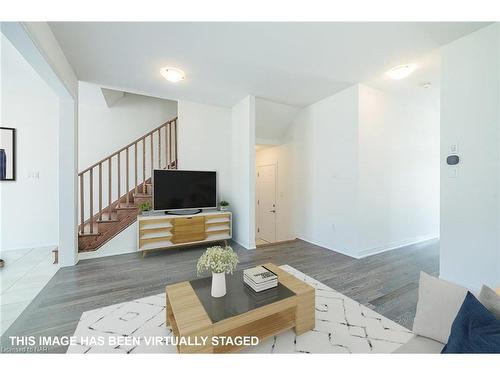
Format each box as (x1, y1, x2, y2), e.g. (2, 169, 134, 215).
(270, 210, 276, 213)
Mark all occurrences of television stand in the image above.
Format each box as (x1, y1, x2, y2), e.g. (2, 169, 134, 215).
(164, 209, 202, 216)
(137, 210, 232, 257)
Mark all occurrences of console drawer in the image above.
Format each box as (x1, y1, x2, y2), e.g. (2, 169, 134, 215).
(173, 216, 205, 226)
(172, 224, 206, 234)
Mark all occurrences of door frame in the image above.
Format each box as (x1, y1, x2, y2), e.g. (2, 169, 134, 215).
(256, 162, 278, 244)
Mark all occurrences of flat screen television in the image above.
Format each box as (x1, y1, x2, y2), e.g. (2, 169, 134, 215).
(153, 169, 217, 211)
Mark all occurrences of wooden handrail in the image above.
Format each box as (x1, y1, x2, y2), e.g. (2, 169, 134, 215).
(78, 117, 177, 176)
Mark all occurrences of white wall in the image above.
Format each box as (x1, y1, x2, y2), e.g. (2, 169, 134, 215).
(78, 222, 139, 260)
(255, 98, 299, 144)
(440, 24, 500, 289)
(291, 85, 360, 256)
(357, 84, 440, 256)
(255, 144, 295, 242)
(177, 100, 232, 201)
(290, 84, 439, 258)
(78, 81, 177, 169)
(1, 34, 60, 251)
(3, 22, 80, 266)
(231, 96, 256, 249)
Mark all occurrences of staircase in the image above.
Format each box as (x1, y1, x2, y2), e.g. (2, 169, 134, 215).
(78, 117, 178, 252)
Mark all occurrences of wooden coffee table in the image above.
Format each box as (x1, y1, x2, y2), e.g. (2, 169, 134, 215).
(165, 263, 315, 353)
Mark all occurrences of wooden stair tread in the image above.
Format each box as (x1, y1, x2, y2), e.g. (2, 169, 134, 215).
(116, 203, 137, 210)
(79, 225, 100, 236)
(78, 208, 138, 252)
(134, 193, 152, 198)
(79, 232, 100, 237)
(97, 212, 119, 223)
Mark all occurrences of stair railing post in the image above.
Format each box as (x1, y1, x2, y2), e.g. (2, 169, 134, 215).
(108, 157, 112, 217)
(89, 168, 94, 233)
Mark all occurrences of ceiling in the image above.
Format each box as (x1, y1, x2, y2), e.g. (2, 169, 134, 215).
(49, 22, 489, 107)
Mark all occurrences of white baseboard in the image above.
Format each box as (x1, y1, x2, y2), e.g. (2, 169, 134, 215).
(356, 234, 438, 258)
(297, 234, 438, 259)
(231, 238, 256, 250)
(78, 246, 138, 261)
(296, 236, 358, 259)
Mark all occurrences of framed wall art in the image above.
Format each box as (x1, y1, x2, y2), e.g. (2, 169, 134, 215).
(0, 127, 16, 181)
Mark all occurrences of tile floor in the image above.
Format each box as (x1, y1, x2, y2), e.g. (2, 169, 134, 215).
(0, 246, 59, 334)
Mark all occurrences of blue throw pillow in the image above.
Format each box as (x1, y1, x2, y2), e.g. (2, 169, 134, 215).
(442, 292, 500, 353)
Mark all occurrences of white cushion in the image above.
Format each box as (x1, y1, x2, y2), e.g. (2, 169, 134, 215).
(412, 271, 468, 344)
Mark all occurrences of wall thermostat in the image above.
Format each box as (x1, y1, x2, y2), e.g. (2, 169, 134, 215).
(446, 155, 460, 165)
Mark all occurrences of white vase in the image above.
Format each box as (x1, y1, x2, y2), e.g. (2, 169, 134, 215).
(211, 272, 226, 297)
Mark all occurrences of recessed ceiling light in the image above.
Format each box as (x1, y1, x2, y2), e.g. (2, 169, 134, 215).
(386, 64, 416, 80)
(160, 67, 185, 83)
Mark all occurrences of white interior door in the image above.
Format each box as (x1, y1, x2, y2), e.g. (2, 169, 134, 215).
(257, 164, 277, 243)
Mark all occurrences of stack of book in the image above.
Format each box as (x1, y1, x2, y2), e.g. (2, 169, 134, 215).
(243, 266, 278, 292)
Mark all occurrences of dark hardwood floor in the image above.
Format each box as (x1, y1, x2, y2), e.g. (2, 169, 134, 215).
(0, 238, 439, 353)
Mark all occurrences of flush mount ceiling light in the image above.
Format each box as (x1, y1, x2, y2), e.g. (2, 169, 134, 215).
(160, 67, 185, 83)
(386, 64, 417, 80)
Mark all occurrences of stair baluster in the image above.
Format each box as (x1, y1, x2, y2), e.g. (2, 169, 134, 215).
(142, 138, 146, 194)
(89, 168, 94, 233)
(164, 125, 170, 168)
(98, 163, 103, 221)
(174, 120, 178, 168)
(80, 174, 84, 234)
(168, 122, 172, 168)
(126, 148, 130, 205)
(134, 143, 138, 196)
(117, 152, 121, 208)
(150, 133, 154, 181)
(158, 128, 162, 169)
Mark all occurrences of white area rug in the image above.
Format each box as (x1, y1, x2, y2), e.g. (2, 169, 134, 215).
(67, 265, 414, 354)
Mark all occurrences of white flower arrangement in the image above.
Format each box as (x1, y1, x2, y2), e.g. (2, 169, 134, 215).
(197, 245, 238, 275)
